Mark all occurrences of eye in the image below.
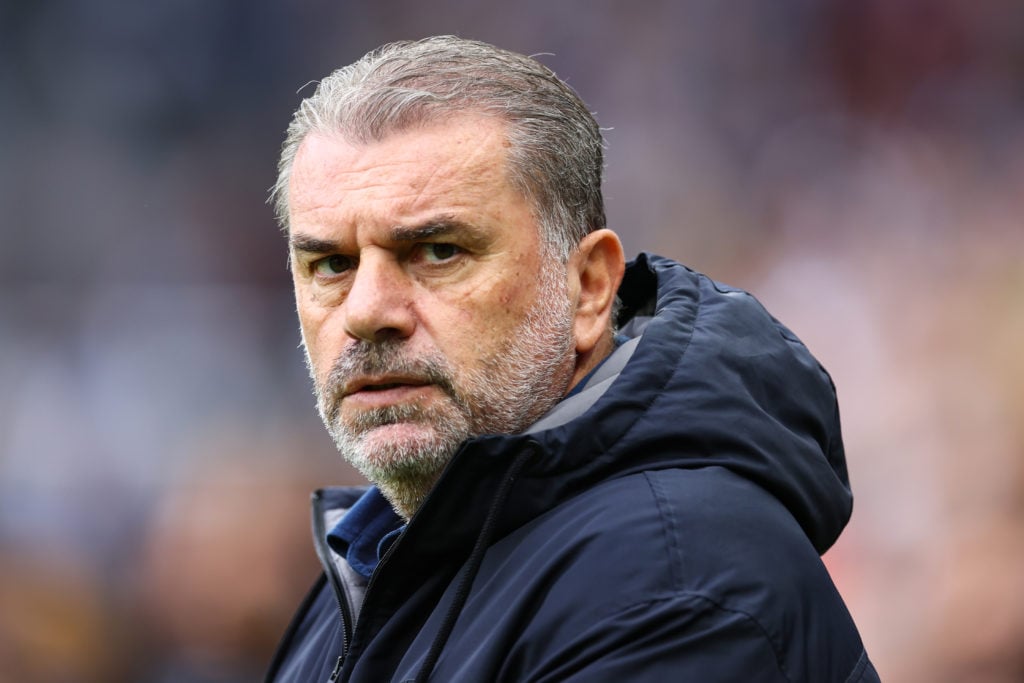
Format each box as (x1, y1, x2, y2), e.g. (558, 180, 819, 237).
(421, 243, 461, 263)
(312, 254, 355, 277)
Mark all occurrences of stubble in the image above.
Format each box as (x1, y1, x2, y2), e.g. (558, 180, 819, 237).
(308, 260, 576, 518)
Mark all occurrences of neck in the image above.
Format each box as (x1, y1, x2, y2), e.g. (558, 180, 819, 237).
(566, 331, 615, 395)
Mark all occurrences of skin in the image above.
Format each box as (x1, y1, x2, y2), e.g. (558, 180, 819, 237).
(287, 114, 625, 517)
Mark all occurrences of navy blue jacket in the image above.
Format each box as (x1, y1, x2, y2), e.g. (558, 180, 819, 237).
(266, 254, 879, 682)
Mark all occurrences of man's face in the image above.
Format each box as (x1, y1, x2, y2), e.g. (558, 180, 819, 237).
(287, 115, 578, 518)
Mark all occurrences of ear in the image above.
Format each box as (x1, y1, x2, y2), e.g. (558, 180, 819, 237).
(568, 229, 625, 357)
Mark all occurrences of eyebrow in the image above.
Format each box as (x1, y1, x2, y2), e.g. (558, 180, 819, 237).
(388, 216, 479, 243)
(288, 216, 484, 255)
(289, 234, 340, 254)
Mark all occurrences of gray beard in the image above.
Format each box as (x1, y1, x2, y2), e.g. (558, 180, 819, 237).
(308, 261, 576, 518)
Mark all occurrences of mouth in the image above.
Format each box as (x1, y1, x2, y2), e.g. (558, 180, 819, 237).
(362, 382, 403, 391)
(344, 377, 430, 397)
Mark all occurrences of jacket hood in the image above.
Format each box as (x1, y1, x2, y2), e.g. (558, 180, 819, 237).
(411, 253, 852, 556)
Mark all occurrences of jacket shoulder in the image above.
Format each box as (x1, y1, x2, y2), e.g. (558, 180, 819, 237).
(474, 468, 871, 682)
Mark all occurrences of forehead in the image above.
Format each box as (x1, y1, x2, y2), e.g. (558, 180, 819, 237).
(287, 115, 523, 225)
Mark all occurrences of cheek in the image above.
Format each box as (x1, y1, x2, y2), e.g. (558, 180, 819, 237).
(494, 273, 537, 318)
(450, 277, 535, 337)
(295, 304, 335, 380)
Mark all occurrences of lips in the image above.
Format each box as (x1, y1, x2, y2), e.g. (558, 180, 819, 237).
(362, 383, 405, 391)
(339, 378, 437, 413)
(343, 372, 440, 405)
(344, 376, 429, 397)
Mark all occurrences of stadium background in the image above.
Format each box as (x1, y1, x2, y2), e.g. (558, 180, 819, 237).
(2, 1, 1023, 680)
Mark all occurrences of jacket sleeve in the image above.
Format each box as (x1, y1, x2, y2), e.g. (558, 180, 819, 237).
(515, 593, 878, 683)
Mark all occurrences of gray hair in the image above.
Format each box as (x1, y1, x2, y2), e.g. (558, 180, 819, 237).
(270, 35, 606, 260)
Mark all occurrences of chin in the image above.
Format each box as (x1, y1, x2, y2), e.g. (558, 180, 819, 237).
(342, 422, 461, 480)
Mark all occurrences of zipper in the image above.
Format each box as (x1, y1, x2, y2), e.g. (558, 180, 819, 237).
(355, 441, 483, 609)
(327, 654, 344, 682)
(360, 521, 405, 601)
(262, 573, 329, 683)
(312, 491, 355, 678)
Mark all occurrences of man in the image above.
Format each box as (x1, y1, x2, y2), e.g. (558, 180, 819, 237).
(265, 36, 879, 682)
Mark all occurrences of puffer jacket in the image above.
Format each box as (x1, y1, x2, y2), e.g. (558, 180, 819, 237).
(265, 253, 879, 682)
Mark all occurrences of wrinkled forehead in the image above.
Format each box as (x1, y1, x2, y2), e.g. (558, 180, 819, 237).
(285, 115, 543, 244)
(299, 113, 504, 177)
(290, 114, 527, 211)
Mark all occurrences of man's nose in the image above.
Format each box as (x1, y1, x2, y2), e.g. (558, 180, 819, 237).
(343, 253, 416, 343)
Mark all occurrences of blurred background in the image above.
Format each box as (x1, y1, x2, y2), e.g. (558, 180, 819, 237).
(2, 1, 1022, 680)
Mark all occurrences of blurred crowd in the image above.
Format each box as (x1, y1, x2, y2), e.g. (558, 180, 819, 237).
(2, 1, 1022, 681)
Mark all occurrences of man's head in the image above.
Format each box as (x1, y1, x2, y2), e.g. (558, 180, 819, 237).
(271, 35, 606, 261)
(276, 37, 624, 518)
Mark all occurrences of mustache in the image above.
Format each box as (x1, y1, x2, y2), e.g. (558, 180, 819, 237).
(319, 340, 460, 417)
